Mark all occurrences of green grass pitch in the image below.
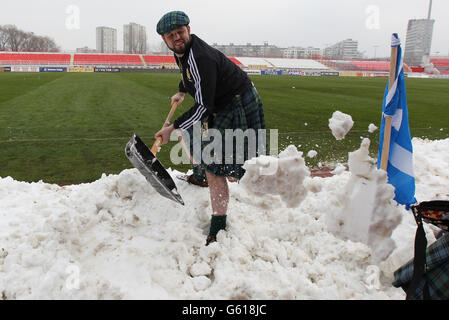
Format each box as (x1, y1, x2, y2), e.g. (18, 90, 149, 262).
(0, 72, 448, 184)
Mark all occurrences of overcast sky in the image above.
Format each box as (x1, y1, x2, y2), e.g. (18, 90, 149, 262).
(0, 0, 447, 58)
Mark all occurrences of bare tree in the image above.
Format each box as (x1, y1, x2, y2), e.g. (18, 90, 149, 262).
(0, 24, 60, 52)
(21, 32, 40, 51)
(41, 36, 59, 52)
(0, 31, 6, 51)
(3, 25, 26, 51)
(0, 26, 8, 51)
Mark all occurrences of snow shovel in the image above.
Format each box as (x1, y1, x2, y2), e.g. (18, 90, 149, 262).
(125, 102, 184, 205)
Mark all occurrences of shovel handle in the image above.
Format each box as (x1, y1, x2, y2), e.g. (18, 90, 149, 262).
(151, 101, 180, 155)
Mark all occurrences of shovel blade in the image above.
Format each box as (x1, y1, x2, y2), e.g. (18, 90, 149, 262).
(125, 134, 184, 205)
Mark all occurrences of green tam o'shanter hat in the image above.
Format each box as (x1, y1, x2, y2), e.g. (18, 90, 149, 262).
(156, 11, 190, 35)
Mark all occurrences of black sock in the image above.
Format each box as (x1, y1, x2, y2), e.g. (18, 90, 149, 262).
(209, 215, 227, 237)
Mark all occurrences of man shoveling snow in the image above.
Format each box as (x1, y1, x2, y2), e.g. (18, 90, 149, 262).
(154, 11, 266, 246)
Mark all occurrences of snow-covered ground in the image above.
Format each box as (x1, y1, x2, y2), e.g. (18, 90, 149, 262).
(0, 137, 448, 300)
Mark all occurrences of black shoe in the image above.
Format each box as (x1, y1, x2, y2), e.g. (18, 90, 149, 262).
(206, 235, 216, 246)
(187, 174, 209, 188)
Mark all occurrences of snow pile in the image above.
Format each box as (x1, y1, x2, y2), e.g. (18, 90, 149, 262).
(331, 164, 347, 175)
(328, 111, 354, 140)
(0, 138, 448, 300)
(412, 137, 449, 201)
(368, 123, 378, 133)
(240, 145, 310, 208)
(307, 150, 318, 158)
(325, 138, 402, 263)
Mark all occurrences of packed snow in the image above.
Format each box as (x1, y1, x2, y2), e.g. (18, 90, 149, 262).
(326, 138, 402, 264)
(368, 123, 378, 133)
(0, 138, 448, 300)
(307, 150, 318, 158)
(240, 145, 310, 209)
(329, 111, 354, 140)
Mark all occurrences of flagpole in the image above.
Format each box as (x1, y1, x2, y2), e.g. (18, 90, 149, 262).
(380, 34, 399, 171)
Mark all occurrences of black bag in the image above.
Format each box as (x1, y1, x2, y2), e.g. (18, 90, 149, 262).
(393, 201, 449, 300)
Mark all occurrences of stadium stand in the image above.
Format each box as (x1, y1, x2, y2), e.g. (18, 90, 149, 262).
(228, 57, 243, 67)
(351, 61, 390, 71)
(431, 58, 449, 74)
(235, 57, 329, 71)
(264, 58, 329, 70)
(316, 59, 392, 72)
(1, 51, 442, 76)
(410, 66, 425, 72)
(142, 55, 242, 68)
(431, 58, 449, 67)
(73, 54, 143, 66)
(142, 55, 177, 69)
(319, 60, 357, 71)
(235, 57, 272, 69)
(143, 55, 175, 65)
(0, 52, 71, 65)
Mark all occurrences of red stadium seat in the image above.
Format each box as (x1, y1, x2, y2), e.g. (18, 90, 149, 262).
(142, 55, 243, 67)
(73, 54, 143, 65)
(430, 59, 449, 74)
(228, 57, 243, 66)
(410, 66, 425, 73)
(351, 61, 390, 71)
(0, 52, 71, 65)
(143, 55, 175, 65)
(430, 58, 449, 68)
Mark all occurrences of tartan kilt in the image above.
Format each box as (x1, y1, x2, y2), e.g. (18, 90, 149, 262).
(200, 86, 266, 180)
(393, 233, 449, 300)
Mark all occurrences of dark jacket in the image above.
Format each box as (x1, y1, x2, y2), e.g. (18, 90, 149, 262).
(173, 34, 252, 130)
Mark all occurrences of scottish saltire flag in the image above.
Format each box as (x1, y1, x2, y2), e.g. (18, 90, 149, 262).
(377, 34, 417, 208)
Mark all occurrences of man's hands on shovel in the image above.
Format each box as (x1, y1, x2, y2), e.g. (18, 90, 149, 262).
(155, 124, 175, 145)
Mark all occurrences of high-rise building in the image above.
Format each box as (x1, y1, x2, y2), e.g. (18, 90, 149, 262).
(404, 1, 435, 66)
(96, 27, 117, 53)
(283, 47, 323, 59)
(123, 23, 147, 54)
(323, 39, 359, 60)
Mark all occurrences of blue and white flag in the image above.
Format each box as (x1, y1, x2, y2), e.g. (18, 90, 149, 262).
(377, 34, 417, 208)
